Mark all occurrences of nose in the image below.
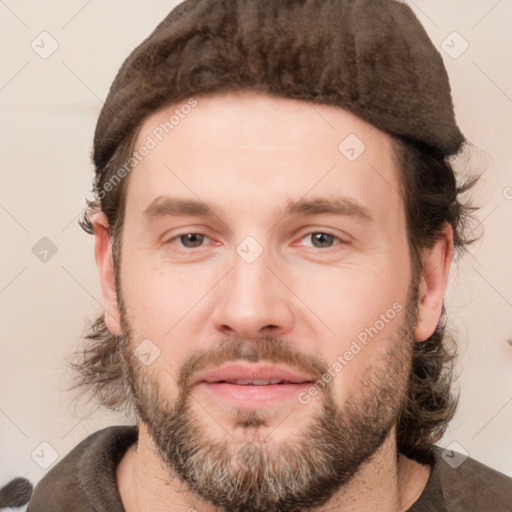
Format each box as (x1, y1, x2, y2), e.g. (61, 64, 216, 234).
(211, 247, 295, 339)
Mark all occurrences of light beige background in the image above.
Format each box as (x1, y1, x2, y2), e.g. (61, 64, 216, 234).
(1, 0, 511, 495)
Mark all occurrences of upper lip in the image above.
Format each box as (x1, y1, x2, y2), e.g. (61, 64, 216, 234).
(194, 363, 316, 385)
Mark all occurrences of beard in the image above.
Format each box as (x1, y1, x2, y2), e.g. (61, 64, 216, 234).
(117, 283, 419, 512)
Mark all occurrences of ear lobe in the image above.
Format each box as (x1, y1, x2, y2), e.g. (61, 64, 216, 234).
(414, 223, 454, 342)
(92, 212, 122, 336)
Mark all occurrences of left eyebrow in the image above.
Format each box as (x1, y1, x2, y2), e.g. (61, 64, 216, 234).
(281, 196, 374, 224)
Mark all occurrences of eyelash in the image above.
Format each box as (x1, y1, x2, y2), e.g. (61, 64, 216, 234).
(165, 231, 345, 251)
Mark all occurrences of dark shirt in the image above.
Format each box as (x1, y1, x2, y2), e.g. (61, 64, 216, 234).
(26, 425, 512, 511)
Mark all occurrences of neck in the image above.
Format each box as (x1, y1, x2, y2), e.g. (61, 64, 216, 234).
(116, 422, 431, 512)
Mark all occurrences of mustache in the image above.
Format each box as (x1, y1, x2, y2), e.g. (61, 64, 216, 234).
(174, 337, 329, 392)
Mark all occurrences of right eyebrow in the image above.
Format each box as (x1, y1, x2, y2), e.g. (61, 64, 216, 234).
(143, 196, 214, 221)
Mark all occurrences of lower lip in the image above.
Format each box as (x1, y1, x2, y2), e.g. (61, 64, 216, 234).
(197, 382, 312, 408)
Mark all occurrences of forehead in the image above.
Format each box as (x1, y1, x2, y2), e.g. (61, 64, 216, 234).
(125, 91, 403, 225)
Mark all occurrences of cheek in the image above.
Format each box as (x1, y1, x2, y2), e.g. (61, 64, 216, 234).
(119, 250, 219, 367)
(298, 277, 410, 405)
(122, 266, 200, 335)
(286, 257, 411, 381)
(293, 258, 409, 327)
(120, 262, 204, 400)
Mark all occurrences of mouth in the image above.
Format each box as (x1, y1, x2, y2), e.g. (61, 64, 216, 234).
(194, 363, 316, 407)
(206, 378, 310, 385)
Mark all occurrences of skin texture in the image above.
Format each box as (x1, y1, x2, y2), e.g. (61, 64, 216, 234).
(93, 91, 453, 511)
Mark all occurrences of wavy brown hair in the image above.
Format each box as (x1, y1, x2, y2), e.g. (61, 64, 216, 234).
(69, 0, 480, 466)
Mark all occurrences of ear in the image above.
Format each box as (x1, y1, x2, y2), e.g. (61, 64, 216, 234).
(415, 223, 454, 342)
(92, 212, 122, 336)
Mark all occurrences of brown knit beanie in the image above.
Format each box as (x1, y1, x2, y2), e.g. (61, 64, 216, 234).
(93, 0, 464, 173)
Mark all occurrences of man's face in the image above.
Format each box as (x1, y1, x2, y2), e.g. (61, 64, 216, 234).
(114, 91, 419, 511)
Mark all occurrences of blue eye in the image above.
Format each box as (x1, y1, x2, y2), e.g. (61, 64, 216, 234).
(170, 233, 208, 248)
(299, 232, 340, 249)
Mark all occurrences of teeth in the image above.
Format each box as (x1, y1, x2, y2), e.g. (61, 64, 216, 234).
(211, 379, 309, 385)
(225, 379, 286, 385)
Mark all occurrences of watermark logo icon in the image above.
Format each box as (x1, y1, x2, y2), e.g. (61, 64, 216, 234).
(441, 32, 469, 59)
(338, 134, 366, 162)
(235, 442, 260, 470)
(32, 237, 58, 263)
(134, 338, 161, 366)
(31, 441, 59, 469)
(236, 236, 264, 264)
(441, 441, 469, 469)
(31, 32, 59, 59)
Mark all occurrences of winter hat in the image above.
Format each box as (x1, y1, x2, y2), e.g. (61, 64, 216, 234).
(93, 0, 464, 172)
